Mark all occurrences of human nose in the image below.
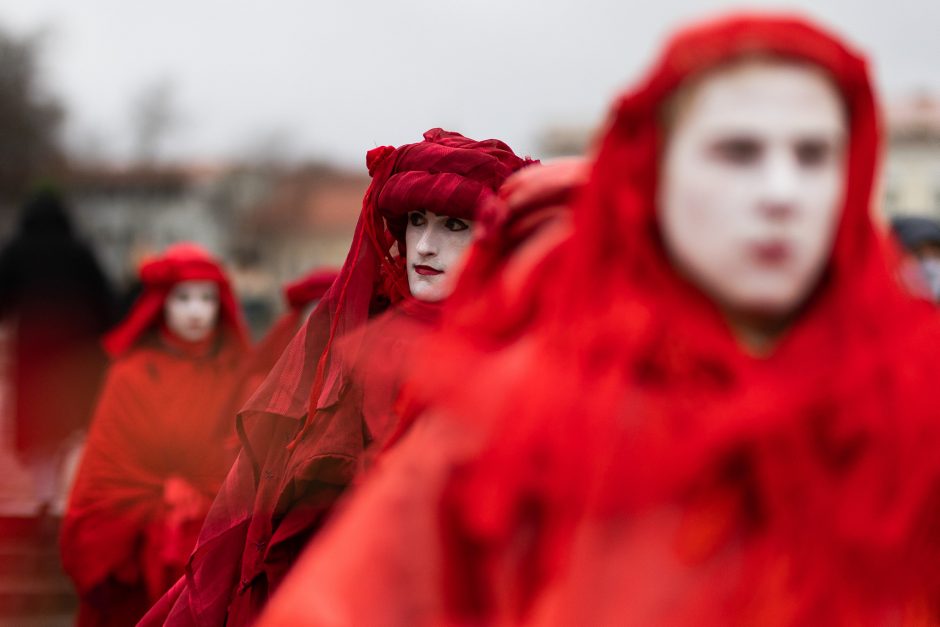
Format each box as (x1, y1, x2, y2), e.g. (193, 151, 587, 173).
(415, 227, 439, 257)
(759, 149, 799, 220)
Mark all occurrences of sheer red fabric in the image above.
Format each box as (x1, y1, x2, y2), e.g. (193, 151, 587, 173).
(141, 129, 533, 627)
(228, 268, 340, 415)
(61, 244, 249, 627)
(257, 14, 940, 627)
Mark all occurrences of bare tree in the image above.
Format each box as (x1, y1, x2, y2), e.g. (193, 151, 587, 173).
(129, 79, 178, 166)
(0, 24, 64, 212)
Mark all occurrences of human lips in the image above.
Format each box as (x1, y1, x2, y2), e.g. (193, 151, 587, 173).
(750, 240, 792, 265)
(413, 265, 443, 276)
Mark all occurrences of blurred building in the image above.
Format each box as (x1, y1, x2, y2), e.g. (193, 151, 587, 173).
(235, 163, 367, 286)
(56, 161, 365, 335)
(537, 95, 940, 223)
(225, 164, 366, 336)
(883, 94, 940, 220)
(537, 124, 597, 158)
(63, 164, 264, 289)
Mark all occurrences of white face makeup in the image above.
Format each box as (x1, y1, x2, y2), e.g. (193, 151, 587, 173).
(163, 280, 221, 343)
(405, 210, 475, 302)
(658, 61, 847, 325)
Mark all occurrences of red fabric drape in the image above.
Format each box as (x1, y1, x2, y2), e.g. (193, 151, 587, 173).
(61, 244, 249, 627)
(218, 268, 341, 430)
(140, 130, 533, 627)
(256, 14, 940, 627)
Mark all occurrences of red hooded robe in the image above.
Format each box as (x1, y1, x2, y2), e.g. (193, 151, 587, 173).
(142, 129, 533, 627)
(61, 243, 250, 627)
(256, 15, 940, 627)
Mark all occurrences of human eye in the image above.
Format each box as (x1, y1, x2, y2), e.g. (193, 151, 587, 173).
(408, 212, 427, 226)
(711, 137, 762, 165)
(444, 218, 469, 232)
(794, 138, 834, 168)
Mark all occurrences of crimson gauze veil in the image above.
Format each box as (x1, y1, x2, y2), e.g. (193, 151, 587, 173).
(140, 129, 534, 627)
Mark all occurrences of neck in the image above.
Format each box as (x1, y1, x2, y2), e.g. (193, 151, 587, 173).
(399, 297, 445, 325)
(158, 323, 220, 358)
(723, 308, 794, 357)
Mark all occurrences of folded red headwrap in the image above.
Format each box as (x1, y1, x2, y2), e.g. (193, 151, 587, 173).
(375, 128, 536, 245)
(103, 243, 249, 357)
(284, 268, 340, 310)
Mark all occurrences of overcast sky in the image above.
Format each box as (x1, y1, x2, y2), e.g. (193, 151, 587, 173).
(3, 0, 938, 168)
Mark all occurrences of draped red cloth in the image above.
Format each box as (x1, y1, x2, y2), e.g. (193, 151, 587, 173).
(61, 244, 249, 627)
(256, 14, 940, 627)
(215, 268, 341, 431)
(140, 129, 533, 626)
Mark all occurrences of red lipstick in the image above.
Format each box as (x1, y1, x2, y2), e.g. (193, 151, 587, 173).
(751, 241, 791, 265)
(414, 265, 443, 276)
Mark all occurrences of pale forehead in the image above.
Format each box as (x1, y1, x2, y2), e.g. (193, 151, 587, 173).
(678, 61, 846, 136)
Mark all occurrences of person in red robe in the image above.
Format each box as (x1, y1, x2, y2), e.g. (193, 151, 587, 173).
(256, 14, 940, 626)
(141, 129, 534, 626)
(60, 242, 250, 627)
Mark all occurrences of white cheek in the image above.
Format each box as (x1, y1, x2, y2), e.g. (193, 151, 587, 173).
(661, 152, 752, 283)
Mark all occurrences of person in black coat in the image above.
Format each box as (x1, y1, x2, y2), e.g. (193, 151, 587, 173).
(0, 188, 117, 514)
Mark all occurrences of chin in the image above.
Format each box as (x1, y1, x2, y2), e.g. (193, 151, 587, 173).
(408, 277, 447, 303)
(412, 289, 445, 303)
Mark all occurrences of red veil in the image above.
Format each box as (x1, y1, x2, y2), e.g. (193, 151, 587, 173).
(236, 268, 340, 403)
(257, 14, 940, 627)
(142, 129, 533, 627)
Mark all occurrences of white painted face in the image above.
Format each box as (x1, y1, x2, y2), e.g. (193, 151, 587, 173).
(658, 61, 847, 320)
(404, 210, 475, 302)
(163, 280, 221, 342)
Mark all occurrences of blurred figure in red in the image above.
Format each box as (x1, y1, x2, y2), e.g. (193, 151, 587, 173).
(257, 15, 940, 627)
(141, 129, 534, 626)
(0, 188, 116, 516)
(60, 243, 249, 627)
(246, 268, 339, 392)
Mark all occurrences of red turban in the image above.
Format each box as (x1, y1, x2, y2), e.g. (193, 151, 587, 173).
(240, 129, 534, 440)
(103, 243, 249, 357)
(374, 128, 535, 245)
(284, 268, 339, 310)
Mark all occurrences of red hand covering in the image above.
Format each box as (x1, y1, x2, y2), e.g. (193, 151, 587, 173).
(141, 129, 534, 627)
(257, 14, 940, 627)
(60, 244, 249, 627)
